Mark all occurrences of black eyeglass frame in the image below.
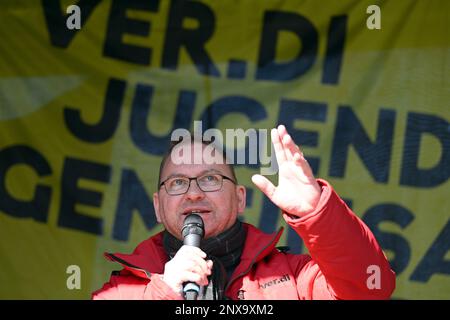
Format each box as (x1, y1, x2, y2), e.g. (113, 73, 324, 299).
(159, 173, 236, 195)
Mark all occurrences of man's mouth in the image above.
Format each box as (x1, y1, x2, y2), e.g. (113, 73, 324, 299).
(181, 208, 212, 216)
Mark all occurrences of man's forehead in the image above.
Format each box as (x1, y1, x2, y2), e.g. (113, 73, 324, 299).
(170, 141, 227, 165)
(159, 140, 233, 181)
(162, 161, 231, 178)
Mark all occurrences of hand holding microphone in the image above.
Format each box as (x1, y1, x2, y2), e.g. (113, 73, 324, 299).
(162, 214, 213, 299)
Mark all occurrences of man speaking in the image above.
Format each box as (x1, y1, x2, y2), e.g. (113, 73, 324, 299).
(92, 125, 395, 300)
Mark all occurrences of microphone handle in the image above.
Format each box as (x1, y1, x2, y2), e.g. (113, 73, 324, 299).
(184, 234, 202, 247)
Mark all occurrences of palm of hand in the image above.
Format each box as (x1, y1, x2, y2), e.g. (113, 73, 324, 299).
(271, 162, 321, 215)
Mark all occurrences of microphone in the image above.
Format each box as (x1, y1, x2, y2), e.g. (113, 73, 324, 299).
(181, 213, 205, 300)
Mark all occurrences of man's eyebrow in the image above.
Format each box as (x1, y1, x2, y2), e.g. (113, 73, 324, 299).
(161, 169, 223, 181)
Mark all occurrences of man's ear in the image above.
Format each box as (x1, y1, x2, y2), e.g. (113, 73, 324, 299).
(153, 192, 162, 223)
(236, 185, 246, 214)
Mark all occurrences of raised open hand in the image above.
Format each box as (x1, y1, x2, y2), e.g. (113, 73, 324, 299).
(252, 125, 322, 217)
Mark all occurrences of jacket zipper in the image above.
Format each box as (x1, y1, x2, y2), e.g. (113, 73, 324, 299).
(224, 228, 282, 295)
(107, 253, 152, 279)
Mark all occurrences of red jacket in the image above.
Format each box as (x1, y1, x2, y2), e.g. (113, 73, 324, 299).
(92, 179, 395, 300)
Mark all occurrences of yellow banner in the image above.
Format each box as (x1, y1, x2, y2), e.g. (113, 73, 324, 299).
(0, 0, 449, 299)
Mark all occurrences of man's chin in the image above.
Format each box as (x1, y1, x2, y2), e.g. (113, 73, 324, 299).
(202, 227, 213, 240)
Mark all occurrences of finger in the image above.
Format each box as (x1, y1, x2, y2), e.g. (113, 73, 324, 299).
(271, 127, 287, 165)
(278, 125, 302, 161)
(181, 271, 208, 286)
(293, 152, 315, 179)
(171, 256, 211, 282)
(206, 260, 213, 272)
(184, 263, 206, 276)
(179, 245, 207, 259)
(176, 248, 210, 274)
(184, 256, 211, 275)
(252, 174, 276, 199)
(281, 133, 296, 161)
(194, 261, 212, 279)
(293, 152, 302, 164)
(190, 270, 210, 286)
(277, 124, 289, 144)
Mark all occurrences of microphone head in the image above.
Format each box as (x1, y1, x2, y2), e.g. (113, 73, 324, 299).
(182, 213, 204, 239)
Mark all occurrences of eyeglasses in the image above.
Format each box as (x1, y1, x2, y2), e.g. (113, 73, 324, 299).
(159, 173, 236, 195)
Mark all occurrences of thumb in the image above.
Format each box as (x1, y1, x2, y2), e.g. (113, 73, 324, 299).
(251, 174, 276, 199)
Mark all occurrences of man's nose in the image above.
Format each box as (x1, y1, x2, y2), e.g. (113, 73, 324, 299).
(185, 179, 205, 201)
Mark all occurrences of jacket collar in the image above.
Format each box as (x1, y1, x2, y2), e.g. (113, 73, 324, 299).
(104, 232, 167, 279)
(227, 224, 284, 288)
(105, 223, 284, 279)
